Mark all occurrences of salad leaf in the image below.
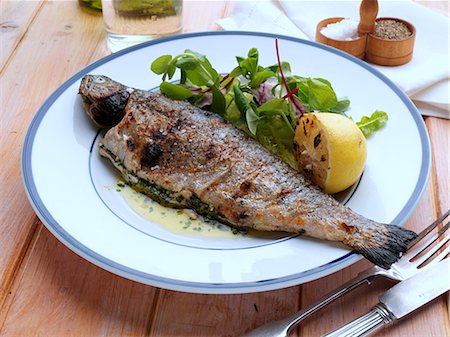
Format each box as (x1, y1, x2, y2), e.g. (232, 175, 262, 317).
(151, 50, 221, 88)
(246, 108, 260, 135)
(257, 98, 295, 129)
(151, 55, 172, 74)
(301, 78, 337, 111)
(233, 85, 259, 134)
(210, 85, 226, 115)
(167, 63, 177, 80)
(240, 48, 259, 77)
(180, 68, 187, 84)
(330, 98, 351, 113)
(252, 98, 296, 166)
(256, 110, 297, 169)
(184, 68, 213, 87)
(267, 61, 291, 74)
(231, 48, 259, 80)
(290, 76, 348, 114)
(224, 91, 251, 130)
(309, 78, 338, 111)
(231, 48, 277, 89)
(233, 85, 252, 116)
(356, 110, 389, 137)
(175, 56, 199, 71)
(160, 82, 193, 100)
(185, 49, 220, 83)
(250, 70, 275, 88)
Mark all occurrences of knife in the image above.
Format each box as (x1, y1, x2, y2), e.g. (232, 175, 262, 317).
(322, 258, 450, 337)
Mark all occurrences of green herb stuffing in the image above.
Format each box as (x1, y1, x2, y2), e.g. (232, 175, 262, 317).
(150, 42, 388, 167)
(100, 144, 242, 230)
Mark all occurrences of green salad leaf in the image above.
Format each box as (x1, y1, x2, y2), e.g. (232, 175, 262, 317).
(291, 76, 345, 113)
(255, 98, 297, 167)
(256, 113, 297, 169)
(160, 82, 193, 100)
(210, 85, 226, 115)
(330, 98, 351, 113)
(356, 110, 389, 138)
(151, 55, 172, 75)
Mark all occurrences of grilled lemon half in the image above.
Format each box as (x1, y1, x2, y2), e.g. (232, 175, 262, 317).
(294, 113, 367, 194)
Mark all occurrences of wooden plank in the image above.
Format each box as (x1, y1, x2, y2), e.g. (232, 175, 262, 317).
(0, 0, 106, 313)
(0, 0, 47, 308)
(426, 118, 449, 214)
(426, 117, 450, 337)
(148, 287, 299, 336)
(183, 0, 233, 32)
(0, 0, 44, 72)
(0, 226, 158, 336)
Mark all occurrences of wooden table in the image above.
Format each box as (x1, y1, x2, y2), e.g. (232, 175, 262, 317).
(1, 1, 448, 336)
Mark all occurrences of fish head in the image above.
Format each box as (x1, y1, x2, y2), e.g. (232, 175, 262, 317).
(79, 75, 133, 129)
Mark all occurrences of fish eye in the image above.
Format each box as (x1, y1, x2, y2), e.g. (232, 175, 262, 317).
(94, 76, 106, 83)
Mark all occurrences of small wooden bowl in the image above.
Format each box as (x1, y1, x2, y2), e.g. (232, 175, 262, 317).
(316, 17, 367, 59)
(366, 17, 416, 66)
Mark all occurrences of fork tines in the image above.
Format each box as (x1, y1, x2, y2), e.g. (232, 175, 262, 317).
(405, 209, 450, 268)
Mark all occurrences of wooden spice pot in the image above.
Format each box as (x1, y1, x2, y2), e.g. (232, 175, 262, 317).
(315, 17, 367, 59)
(365, 17, 416, 66)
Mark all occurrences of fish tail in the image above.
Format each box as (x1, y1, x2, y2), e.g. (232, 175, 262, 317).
(349, 224, 417, 269)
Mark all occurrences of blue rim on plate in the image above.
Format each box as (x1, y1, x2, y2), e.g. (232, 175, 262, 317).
(21, 31, 431, 293)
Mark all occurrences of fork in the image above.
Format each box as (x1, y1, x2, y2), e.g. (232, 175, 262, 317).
(241, 209, 450, 337)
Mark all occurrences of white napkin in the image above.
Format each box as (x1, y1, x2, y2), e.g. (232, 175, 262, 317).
(216, 0, 309, 38)
(217, 0, 450, 119)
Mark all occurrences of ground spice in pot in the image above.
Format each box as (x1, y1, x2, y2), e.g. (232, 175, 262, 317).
(374, 19, 412, 40)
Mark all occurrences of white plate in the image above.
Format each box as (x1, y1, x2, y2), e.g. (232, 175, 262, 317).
(22, 32, 431, 294)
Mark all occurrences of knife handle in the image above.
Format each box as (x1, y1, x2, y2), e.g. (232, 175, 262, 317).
(322, 304, 395, 337)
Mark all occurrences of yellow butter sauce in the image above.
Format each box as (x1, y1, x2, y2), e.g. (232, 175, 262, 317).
(117, 181, 246, 238)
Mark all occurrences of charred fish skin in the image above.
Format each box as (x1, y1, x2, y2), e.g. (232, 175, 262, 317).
(79, 75, 416, 269)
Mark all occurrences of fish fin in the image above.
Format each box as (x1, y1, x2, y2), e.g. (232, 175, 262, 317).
(354, 224, 417, 270)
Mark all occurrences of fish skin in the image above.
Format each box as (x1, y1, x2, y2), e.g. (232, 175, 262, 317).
(79, 75, 416, 269)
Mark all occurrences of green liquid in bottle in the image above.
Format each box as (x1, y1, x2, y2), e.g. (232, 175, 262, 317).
(113, 0, 180, 18)
(79, 0, 102, 11)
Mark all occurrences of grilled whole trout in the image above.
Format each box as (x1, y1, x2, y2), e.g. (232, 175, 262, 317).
(79, 75, 416, 269)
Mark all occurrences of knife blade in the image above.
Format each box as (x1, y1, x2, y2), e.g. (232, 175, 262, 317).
(322, 258, 450, 337)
